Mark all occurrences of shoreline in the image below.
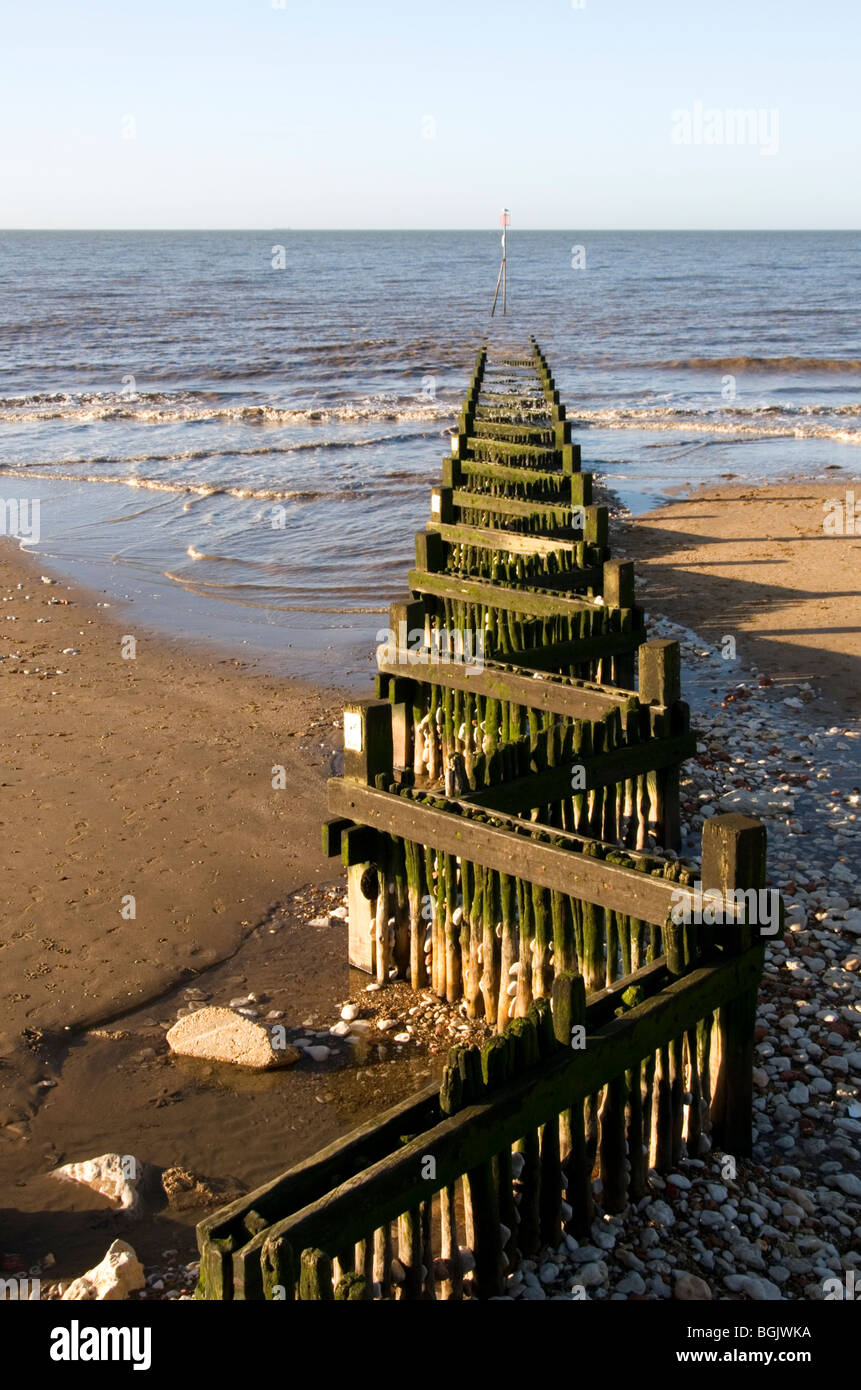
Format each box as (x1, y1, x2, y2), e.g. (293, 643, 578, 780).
(2, 478, 859, 1299)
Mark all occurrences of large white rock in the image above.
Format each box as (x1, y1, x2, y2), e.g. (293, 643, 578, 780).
(53, 1153, 141, 1210)
(166, 1007, 300, 1069)
(61, 1240, 145, 1301)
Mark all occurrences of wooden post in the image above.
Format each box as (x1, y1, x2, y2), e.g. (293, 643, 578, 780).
(638, 640, 682, 850)
(430, 486, 454, 525)
(583, 505, 608, 549)
(299, 1248, 333, 1300)
(702, 814, 767, 1158)
(638, 638, 681, 706)
(343, 701, 393, 971)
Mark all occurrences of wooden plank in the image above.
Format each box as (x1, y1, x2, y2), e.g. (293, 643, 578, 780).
(239, 950, 764, 1265)
(327, 780, 691, 926)
(508, 630, 646, 669)
(462, 732, 698, 812)
(460, 459, 572, 488)
(471, 421, 555, 444)
(429, 520, 584, 557)
(408, 569, 596, 620)
(450, 489, 582, 526)
(466, 438, 560, 463)
(375, 649, 632, 720)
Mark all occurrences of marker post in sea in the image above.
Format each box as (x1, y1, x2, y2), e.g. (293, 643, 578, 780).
(490, 208, 510, 317)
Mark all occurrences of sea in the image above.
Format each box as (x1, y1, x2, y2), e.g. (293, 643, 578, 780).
(0, 230, 858, 683)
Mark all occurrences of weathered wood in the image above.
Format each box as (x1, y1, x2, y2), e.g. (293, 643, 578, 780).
(408, 568, 598, 620)
(376, 648, 634, 721)
(232, 949, 763, 1270)
(428, 519, 587, 557)
(462, 732, 697, 813)
(703, 812, 768, 1155)
(327, 780, 704, 927)
(639, 639, 682, 707)
(450, 487, 590, 525)
(342, 698, 394, 786)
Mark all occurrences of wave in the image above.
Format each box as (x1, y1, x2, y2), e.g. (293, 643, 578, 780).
(570, 405, 861, 444)
(0, 431, 439, 472)
(0, 390, 457, 426)
(645, 357, 861, 374)
(0, 465, 432, 501)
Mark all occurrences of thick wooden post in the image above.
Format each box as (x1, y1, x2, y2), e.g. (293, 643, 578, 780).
(702, 814, 767, 1158)
(638, 640, 682, 850)
(603, 560, 636, 689)
(343, 700, 393, 972)
(638, 638, 681, 706)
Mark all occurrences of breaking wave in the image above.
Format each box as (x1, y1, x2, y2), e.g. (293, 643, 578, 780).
(0, 390, 458, 426)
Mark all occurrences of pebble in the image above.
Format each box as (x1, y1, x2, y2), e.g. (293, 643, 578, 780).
(577, 1261, 608, 1288)
(674, 1271, 712, 1300)
(644, 1200, 674, 1228)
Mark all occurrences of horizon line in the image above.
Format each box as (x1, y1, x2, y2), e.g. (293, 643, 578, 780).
(1, 226, 858, 235)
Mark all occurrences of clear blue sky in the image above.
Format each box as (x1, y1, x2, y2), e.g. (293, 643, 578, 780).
(2, 0, 858, 229)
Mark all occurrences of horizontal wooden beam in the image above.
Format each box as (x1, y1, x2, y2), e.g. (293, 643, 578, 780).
(376, 648, 634, 720)
(408, 568, 599, 619)
(327, 780, 688, 925)
(428, 520, 584, 557)
(508, 630, 646, 669)
(462, 732, 698, 812)
(450, 489, 583, 527)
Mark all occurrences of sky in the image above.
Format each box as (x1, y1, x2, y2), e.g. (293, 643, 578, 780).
(1, 0, 858, 229)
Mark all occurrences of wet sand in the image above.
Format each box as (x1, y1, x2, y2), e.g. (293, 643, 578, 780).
(618, 480, 861, 724)
(0, 541, 349, 1075)
(0, 545, 481, 1282)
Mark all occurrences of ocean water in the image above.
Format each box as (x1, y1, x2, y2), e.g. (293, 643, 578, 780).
(0, 230, 858, 681)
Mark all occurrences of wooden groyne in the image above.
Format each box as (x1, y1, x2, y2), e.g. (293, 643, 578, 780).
(196, 339, 777, 1300)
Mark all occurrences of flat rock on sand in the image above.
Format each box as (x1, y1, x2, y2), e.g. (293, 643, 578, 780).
(166, 1006, 300, 1069)
(52, 1152, 141, 1210)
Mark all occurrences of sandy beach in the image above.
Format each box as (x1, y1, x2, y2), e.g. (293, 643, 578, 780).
(1, 476, 859, 1299)
(618, 481, 861, 723)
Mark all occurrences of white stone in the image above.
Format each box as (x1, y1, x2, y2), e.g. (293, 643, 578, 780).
(61, 1240, 145, 1301)
(340, 1003, 359, 1022)
(53, 1153, 141, 1211)
(166, 1007, 299, 1069)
